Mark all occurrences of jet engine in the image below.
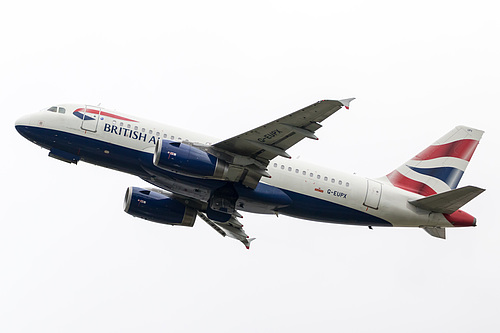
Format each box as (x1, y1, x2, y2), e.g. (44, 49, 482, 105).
(124, 187, 196, 227)
(153, 140, 228, 179)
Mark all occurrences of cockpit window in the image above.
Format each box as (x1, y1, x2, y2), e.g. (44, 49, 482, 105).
(47, 106, 66, 114)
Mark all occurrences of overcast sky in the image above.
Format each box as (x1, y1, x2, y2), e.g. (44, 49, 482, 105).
(2, 1, 499, 332)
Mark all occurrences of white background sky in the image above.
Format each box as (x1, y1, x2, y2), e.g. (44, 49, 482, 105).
(2, 1, 499, 332)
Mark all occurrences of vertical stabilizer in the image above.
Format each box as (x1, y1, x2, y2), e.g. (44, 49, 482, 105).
(382, 126, 484, 196)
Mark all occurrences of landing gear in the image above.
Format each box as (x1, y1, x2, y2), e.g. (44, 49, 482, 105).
(208, 183, 238, 216)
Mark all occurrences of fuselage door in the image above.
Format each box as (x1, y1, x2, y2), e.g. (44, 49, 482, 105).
(364, 179, 382, 210)
(81, 105, 101, 132)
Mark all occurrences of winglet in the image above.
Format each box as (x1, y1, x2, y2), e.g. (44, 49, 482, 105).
(339, 98, 355, 110)
(243, 238, 256, 249)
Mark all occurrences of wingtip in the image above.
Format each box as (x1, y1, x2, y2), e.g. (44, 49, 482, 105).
(243, 237, 256, 249)
(339, 98, 355, 109)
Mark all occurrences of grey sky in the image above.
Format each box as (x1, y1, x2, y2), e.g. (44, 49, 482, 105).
(2, 1, 499, 332)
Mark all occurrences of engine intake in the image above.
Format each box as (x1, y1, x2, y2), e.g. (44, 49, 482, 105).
(154, 140, 228, 179)
(124, 187, 196, 227)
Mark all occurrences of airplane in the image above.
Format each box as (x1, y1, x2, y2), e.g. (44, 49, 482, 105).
(15, 99, 485, 248)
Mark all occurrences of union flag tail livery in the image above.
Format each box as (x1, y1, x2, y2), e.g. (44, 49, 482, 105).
(382, 126, 484, 239)
(384, 126, 483, 196)
(15, 100, 486, 248)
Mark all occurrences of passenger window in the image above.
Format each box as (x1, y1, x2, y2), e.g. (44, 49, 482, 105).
(295, 169, 299, 173)
(171, 136, 175, 140)
(127, 124, 131, 129)
(141, 128, 145, 132)
(317, 175, 321, 179)
(288, 167, 292, 172)
(156, 132, 160, 137)
(273, 163, 278, 168)
(302, 171, 306, 176)
(163, 134, 168, 139)
(310, 173, 314, 178)
(346, 182, 350, 187)
(48, 106, 57, 112)
(339, 180, 343, 185)
(120, 122, 124, 127)
(58, 107, 66, 114)
(149, 130, 153, 135)
(324, 176, 328, 182)
(331, 178, 335, 184)
(281, 165, 285, 170)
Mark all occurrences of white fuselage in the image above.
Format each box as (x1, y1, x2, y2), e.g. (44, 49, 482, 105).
(15, 104, 456, 229)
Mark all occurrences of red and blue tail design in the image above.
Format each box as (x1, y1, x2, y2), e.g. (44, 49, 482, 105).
(383, 126, 484, 196)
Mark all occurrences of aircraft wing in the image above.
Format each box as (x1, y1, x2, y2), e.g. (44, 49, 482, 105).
(211, 98, 354, 188)
(197, 211, 255, 249)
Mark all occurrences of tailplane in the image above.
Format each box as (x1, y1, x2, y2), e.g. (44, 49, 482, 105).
(409, 185, 485, 214)
(381, 126, 484, 196)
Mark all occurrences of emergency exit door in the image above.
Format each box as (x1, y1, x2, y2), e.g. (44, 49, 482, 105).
(364, 179, 382, 210)
(80, 105, 101, 132)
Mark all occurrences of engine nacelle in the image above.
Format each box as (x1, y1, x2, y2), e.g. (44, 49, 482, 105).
(124, 187, 196, 227)
(153, 140, 228, 179)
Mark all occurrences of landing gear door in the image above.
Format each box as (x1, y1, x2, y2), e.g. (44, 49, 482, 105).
(81, 105, 101, 132)
(364, 179, 382, 210)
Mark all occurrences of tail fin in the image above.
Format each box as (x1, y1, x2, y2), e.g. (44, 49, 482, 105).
(382, 126, 484, 196)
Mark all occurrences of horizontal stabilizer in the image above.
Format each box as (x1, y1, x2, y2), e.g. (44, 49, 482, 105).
(409, 186, 485, 214)
(422, 226, 446, 239)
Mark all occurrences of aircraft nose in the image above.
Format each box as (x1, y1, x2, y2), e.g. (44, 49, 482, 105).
(15, 114, 31, 127)
(15, 114, 32, 138)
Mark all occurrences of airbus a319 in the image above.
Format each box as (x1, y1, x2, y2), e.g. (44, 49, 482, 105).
(15, 99, 485, 248)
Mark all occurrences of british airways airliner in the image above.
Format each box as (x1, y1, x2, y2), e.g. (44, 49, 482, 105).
(15, 100, 485, 248)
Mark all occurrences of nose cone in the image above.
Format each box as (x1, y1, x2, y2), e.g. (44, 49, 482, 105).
(15, 114, 31, 126)
(15, 114, 32, 139)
